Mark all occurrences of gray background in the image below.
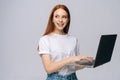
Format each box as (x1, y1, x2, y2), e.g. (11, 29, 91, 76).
(0, 0, 120, 80)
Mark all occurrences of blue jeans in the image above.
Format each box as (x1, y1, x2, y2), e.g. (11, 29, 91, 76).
(46, 72, 78, 80)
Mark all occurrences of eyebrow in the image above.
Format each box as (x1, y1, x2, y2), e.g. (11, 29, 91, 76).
(54, 14, 68, 17)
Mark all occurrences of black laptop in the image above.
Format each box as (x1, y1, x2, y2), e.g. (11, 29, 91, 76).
(78, 34, 117, 68)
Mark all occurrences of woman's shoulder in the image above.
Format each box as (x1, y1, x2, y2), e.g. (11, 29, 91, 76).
(39, 35, 50, 41)
(67, 34, 78, 40)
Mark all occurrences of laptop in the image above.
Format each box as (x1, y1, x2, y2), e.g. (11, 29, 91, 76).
(76, 34, 117, 68)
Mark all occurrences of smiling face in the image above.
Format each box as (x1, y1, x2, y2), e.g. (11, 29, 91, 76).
(53, 8, 69, 33)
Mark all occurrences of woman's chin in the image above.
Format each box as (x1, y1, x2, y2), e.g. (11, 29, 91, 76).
(56, 26, 65, 30)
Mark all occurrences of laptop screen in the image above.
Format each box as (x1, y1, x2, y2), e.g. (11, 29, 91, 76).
(93, 34, 117, 68)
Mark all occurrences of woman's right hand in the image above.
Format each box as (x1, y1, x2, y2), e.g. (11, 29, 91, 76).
(70, 56, 93, 63)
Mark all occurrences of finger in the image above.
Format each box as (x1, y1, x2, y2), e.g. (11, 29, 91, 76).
(84, 57, 93, 63)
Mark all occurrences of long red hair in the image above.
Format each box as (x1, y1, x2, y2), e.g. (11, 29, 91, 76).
(37, 4, 71, 51)
(43, 4, 71, 35)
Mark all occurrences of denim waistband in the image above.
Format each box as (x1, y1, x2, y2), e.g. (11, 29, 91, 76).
(47, 72, 78, 80)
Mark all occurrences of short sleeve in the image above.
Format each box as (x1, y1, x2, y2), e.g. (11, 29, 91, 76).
(75, 38, 80, 56)
(38, 36, 50, 55)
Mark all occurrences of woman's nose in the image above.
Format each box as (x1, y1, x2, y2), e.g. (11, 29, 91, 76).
(59, 18, 63, 22)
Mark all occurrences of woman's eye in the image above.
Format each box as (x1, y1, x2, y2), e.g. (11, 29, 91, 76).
(63, 16, 67, 19)
(55, 15, 59, 18)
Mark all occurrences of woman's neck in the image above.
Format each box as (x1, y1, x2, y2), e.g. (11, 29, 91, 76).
(53, 30, 65, 35)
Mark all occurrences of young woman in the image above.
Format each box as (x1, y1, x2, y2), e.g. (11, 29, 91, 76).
(38, 4, 93, 80)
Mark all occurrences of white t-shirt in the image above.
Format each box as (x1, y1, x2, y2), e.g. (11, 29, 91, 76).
(38, 33, 80, 76)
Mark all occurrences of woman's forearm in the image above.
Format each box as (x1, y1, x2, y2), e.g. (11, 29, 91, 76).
(41, 54, 92, 74)
(41, 54, 73, 74)
(45, 57, 72, 74)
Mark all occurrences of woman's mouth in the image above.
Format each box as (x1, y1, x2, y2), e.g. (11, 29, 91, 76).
(57, 23, 64, 27)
